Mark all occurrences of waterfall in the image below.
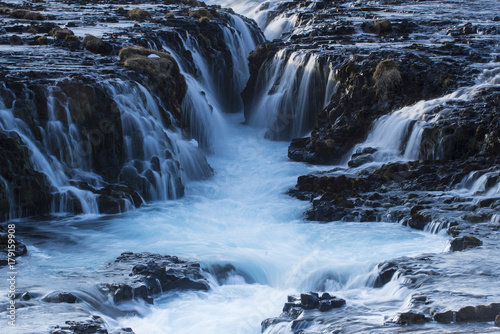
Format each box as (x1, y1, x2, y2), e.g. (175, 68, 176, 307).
(205, 0, 302, 41)
(350, 67, 500, 165)
(157, 15, 264, 152)
(0, 79, 213, 219)
(244, 50, 331, 140)
(104, 80, 212, 201)
(0, 83, 100, 216)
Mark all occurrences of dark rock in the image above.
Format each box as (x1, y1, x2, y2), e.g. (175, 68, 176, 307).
(449, 236, 483, 252)
(433, 310, 454, 323)
(397, 312, 430, 325)
(103, 252, 209, 304)
(83, 34, 112, 55)
(300, 292, 319, 309)
(15, 291, 34, 301)
(374, 261, 398, 287)
(42, 292, 78, 303)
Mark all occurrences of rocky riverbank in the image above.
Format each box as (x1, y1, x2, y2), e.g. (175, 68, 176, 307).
(247, 0, 500, 332)
(0, 0, 262, 221)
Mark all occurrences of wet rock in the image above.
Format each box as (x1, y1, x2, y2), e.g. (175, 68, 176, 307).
(0, 232, 28, 258)
(374, 261, 398, 287)
(119, 46, 187, 124)
(42, 292, 78, 303)
(433, 310, 454, 323)
(10, 9, 45, 20)
(449, 236, 483, 251)
(373, 59, 401, 99)
(15, 291, 34, 301)
(101, 252, 209, 304)
(397, 312, 430, 325)
(128, 8, 151, 20)
(51, 315, 135, 334)
(52, 28, 74, 40)
(82, 35, 112, 55)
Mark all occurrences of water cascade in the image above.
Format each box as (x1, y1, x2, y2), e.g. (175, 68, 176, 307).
(350, 68, 500, 164)
(243, 49, 336, 140)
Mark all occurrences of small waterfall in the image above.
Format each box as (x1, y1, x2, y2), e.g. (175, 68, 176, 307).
(245, 50, 330, 140)
(0, 83, 100, 216)
(350, 67, 500, 165)
(158, 16, 263, 152)
(0, 78, 214, 220)
(105, 80, 212, 201)
(455, 169, 500, 197)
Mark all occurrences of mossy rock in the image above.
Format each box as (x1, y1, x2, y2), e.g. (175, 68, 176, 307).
(83, 34, 112, 55)
(128, 8, 151, 20)
(10, 9, 45, 20)
(373, 59, 401, 99)
(188, 8, 213, 19)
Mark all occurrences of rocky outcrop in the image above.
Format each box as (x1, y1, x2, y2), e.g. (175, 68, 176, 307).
(262, 292, 346, 332)
(51, 315, 134, 334)
(99, 252, 209, 305)
(119, 46, 187, 125)
(0, 0, 261, 221)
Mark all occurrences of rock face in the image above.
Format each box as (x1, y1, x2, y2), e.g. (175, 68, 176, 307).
(99, 252, 209, 305)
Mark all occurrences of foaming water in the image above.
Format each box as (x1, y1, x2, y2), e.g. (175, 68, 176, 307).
(350, 66, 500, 164)
(8, 114, 448, 333)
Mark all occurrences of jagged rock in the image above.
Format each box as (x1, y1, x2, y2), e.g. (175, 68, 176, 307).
(449, 236, 483, 252)
(51, 315, 135, 334)
(0, 232, 28, 258)
(101, 252, 209, 304)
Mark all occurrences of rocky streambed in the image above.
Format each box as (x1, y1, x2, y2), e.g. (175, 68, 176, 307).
(1, 0, 500, 333)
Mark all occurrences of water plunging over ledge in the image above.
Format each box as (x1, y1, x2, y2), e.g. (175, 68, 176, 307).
(6, 114, 448, 333)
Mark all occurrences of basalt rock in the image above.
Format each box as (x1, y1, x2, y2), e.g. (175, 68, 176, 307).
(99, 252, 209, 305)
(448, 236, 483, 252)
(262, 292, 346, 332)
(51, 315, 134, 334)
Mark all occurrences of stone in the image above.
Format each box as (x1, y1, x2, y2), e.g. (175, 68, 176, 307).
(433, 310, 454, 323)
(83, 34, 112, 55)
(42, 292, 78, 303)
(300, 292, 319, 309)
(449, 236, 483, 252)
(397, 312, 430, 325)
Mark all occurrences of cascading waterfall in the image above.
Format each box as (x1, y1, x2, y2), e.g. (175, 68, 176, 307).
(205, 0, 304, 41)
(245, 50, 334, 140)
(105, 79, 211, 201)
(0, 78, 213, 218)
(350, 67, 500, 164)
(158, 15, 264, 152)
(0, 83, 100, 216)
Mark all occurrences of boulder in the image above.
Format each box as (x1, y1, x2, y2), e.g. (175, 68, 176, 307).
(449, 236, 483, 252)
(82, 35, 112, 55)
